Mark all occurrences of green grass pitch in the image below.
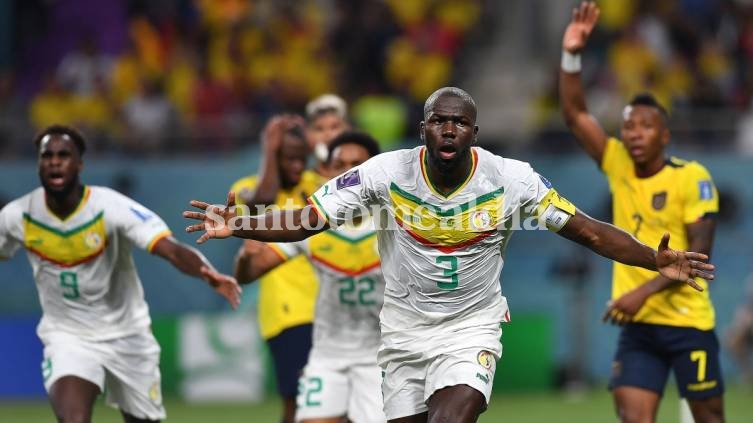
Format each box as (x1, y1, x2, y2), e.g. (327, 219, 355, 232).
(1, 386, 749, 422)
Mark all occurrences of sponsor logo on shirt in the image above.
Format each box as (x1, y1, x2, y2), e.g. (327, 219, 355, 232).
(336, 169, 361, 190)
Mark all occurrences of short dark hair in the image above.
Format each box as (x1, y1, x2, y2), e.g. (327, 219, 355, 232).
(285, 124, 307, 143)
(327, 131, 381, 163)
(629, 93, 669, 121)
(34, 125, 87, 155)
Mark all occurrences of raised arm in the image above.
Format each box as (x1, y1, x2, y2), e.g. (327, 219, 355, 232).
(150, 237, 242, 309)
(242, 115, 305, 208)
(234, 240, 286, 284)
(183, 192, 329, 244)
(556, 211, 714, 289)
(559, 1, 609, 164)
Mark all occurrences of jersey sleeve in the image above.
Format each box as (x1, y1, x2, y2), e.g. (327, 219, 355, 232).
(600, 137, 628, 178)
(106, 189, 172, 252)
(308, 157, 386, 228)
(268, 240, 306, 261)
(682, 163, 719, 224)
(518, 165, 577, 232)
(0, 202, 23, 259)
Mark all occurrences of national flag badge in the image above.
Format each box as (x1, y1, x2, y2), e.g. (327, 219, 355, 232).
(477, 350, 494, 369)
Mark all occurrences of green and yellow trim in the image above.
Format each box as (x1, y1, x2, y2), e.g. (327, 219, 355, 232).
(310, 255, 381, 276)
(420, 147, 478, 199)
(23, 210, 103, 238)
(389, 184, 503, 217)
(45, 186, 91, 222)
(307, 196, 331, 224)
(146, 230, 172, 253)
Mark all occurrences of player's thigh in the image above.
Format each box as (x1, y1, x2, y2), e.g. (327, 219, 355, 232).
(347, 363, 387, 423)
(42, 332, 106, 421)
(49, 376, 101, 423)
(609, 324, 671, 395)
(426, 384, 485, 423)
(669, 328, 724, 420)
(296, 360, 348, 422)
(102, 331, 165, 421)
(268, 324, 314, 398)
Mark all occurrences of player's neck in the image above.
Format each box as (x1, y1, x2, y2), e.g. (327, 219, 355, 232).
(633, 156, 666, 178)
(426, 153, 473, 196)
(45, 183, 85, 220)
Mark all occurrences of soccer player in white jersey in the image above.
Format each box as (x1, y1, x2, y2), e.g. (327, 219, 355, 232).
(184, 87, 715, 423)
(234, 131, 386, 423)
(0, 125, 241, 423)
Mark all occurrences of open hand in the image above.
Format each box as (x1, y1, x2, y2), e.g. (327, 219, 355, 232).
(200, 266, 242, 309)
(563, 1, 600, 53)
(655, 233, 714, 291)
(184, 192, 238, 244)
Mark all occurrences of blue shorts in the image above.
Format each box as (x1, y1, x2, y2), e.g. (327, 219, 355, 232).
(267, 324, 313, 398)
(608, 323, 724, 400)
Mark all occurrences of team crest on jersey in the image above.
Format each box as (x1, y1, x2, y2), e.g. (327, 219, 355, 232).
(149, 380, 161, 404)
(470, 210, 492, 230)
(336, 169, 361, 189)
(477, 350, 493, 369)
(698, 180, 713, 200)
(652, 191, 667, 210)
(84, 231, 103, 249)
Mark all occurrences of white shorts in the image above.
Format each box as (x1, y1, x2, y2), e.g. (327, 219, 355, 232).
(380, 343, 500, 420)
(41, 330, 165, 420)
(296, 352, 386, 423)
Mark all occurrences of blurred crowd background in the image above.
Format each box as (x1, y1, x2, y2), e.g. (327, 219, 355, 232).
(0, 0, 752, 156)
(2, 0, 753, 400)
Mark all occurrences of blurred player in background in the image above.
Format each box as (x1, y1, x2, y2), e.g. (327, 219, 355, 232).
(0, 125, 241, 423)
(306, 94, 351, 178)
(235, 131, 386, 423)
(559, 3, 723, 422)
(185, 86, 715, 423)
(229, 115, 320, 423)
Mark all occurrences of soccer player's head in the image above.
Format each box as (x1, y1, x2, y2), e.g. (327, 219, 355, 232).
(421, 87, 479, 173)
(620, 93, 670, 166)
(326, 131, 381, 175)
(278, 123, 309, 188)
(34, 125, 86, 197)
(305, 94, 350, 162)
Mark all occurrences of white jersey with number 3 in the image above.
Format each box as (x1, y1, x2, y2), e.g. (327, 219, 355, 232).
(309, 146, 575, 363)
(0, 186, 171, 341)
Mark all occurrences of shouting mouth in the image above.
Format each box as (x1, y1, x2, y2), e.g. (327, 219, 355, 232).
(438, 144, 457, 160)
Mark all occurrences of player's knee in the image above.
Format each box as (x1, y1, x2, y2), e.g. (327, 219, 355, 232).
(616, 403, 654, 423)
(689, 398, 725, 423)
(54, 406, 92, 423)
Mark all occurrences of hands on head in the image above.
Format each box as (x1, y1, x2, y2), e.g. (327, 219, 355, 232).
(183, 191, 238, 244)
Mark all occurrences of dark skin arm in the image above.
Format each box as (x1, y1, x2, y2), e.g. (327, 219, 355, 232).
(150, 236, 242, 309)
(559, 1, 608, 165)
(242, 115, 305, 208)
(603, 218, 716, 324)
(183, 192, 329, 244)
(556, 211, 714, 287)
(233, 240, 287, 284)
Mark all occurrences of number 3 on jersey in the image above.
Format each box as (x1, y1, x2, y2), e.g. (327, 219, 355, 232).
(436, 255, 459, 290)
(59, 271, 80, 299)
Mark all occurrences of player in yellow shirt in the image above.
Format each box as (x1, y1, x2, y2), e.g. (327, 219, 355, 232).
(560, 3, 723, 422)
(229, 115, 321, 423)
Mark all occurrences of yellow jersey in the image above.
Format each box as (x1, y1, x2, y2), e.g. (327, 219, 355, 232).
(601, 138, 718, 330)
(230, 170, 322, 339)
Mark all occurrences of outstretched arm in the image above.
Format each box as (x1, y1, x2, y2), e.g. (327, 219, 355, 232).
(559, 1, 609, 164)
(234, 240, 287, 284)
(602, 218, 716, 324)
(183, 192, 329, 244)
(151, 237, 242, 309)
(557, 211, 714, 290)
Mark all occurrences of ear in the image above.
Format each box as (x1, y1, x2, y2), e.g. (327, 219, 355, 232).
(473, 125, 479, 144)
(419, 121, 425, 141)
(661, 128, 670, 146)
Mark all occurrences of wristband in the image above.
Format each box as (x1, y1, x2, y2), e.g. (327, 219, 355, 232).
(561, 50, 582, 73)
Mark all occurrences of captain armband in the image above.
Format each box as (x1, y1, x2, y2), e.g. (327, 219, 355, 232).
(537, 189, 576, 232)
